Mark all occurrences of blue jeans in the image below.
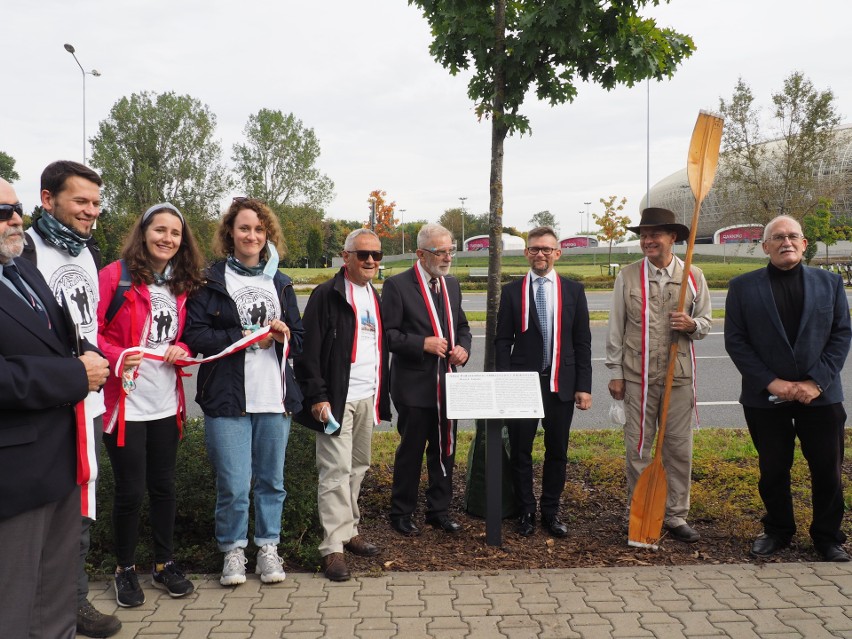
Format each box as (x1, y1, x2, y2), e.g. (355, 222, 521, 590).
(204, 413, 291, 551)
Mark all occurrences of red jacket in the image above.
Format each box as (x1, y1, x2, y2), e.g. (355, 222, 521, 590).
(97, 260, 192, 444)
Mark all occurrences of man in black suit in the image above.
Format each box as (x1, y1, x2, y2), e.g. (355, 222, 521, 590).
(0, 178, 110, 638)
(726, 215, 851, 562)
(495, 226, 592, 537)
(382, 223, 472, 536)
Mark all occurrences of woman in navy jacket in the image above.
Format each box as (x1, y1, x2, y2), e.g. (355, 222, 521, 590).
(183, 197, 303, 587)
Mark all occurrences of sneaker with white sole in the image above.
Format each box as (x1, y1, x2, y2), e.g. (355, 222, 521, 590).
(220, 548, 247, 586)
(255, 544, 286, 583)
(152, 561, 195, 598)
(114, 565, 145, 608)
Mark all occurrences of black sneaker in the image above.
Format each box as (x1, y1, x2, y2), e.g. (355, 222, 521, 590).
(114, 565, 145, 608)
(152, 561, 195, 598)
(76, 600, 122, 637)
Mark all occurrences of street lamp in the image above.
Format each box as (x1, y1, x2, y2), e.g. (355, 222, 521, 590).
(578, 211, 585, 234)
(458, 196, 467, 251)
(398, 209, 406, 254)
(584, 201, 591, 236)
(64, 43, 101, 165)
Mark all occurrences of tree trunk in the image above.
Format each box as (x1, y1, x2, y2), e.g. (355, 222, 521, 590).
(484, 0, 508, 373)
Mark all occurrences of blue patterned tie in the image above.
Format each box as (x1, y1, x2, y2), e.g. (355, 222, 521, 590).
(535, 277, 550, 370)
(4, 264, 50, 326)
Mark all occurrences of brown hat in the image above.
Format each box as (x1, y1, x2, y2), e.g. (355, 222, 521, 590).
(627, 207, 690, 242)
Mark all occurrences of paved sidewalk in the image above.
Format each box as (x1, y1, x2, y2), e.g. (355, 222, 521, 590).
(85, 562, 852, 638)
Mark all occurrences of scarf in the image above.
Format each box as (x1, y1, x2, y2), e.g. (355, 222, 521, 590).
(35, 210, 89, 257)
(226, 242, 280, 278)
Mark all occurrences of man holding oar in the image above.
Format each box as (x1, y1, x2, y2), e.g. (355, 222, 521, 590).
(605, 208, 711, 543)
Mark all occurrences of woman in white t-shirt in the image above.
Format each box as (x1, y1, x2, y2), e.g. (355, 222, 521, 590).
(98, 203, 205, 608)
(183, 197, 303, 587)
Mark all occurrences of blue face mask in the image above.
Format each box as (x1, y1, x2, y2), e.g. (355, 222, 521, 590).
(323, 411, 341, 435)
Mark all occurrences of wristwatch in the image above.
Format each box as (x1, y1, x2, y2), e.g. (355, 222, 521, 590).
(816, 383, 824, 395)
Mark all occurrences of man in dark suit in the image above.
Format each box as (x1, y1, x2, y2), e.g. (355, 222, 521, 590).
(495, 226, 592, 537)
(382, 223, 472, 536)
(725, 215, 851, 562)
(0, 178, 110, 638)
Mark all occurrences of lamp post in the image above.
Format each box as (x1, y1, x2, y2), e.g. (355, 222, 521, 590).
(398, 208, 406, 254)
(584, 201, 591, 236)
(578, 211, 585, 234)
(458, 196, 467, 251)
(64, 44, 100, 166)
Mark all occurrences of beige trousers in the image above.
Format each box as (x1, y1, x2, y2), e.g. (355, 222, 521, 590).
(316, 396, 374, 556)
(624, 380, 694, 528)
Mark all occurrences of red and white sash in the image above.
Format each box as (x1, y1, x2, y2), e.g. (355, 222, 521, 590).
(344, 269, 384, 425)
(414, 262, 455, 473)
(520, 271, 563, 393)
(636, 256, 699, 459)
(75, 402, 97, 519)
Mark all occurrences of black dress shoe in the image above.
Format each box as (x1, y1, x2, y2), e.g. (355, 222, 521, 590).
(517, 513, 535, 537)
(390, 516, 421, 537)
(425, 515, 462, 533)
(817, 544, 851, 562)
(541, 514, 568, 538)
(665, 523, 700, 543)
(750, 533, 789, 557)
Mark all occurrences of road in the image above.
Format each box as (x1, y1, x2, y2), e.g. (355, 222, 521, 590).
(182, 314, 850, 430)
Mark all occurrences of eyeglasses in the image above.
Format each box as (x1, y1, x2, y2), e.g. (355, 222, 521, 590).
(527, 246, 555, 255)
(349, 250, 383, 262)
(0, 202, 24, 221)
(423, 248, 456, 258)
(768, 233, 804, 243)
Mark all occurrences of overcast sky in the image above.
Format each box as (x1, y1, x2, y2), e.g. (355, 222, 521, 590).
(4, 0, 850, 236)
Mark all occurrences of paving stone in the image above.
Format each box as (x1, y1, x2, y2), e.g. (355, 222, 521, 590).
(321, 617, 360, 636)
(668, 610, 722, 635)
(708, 622, 761, 638)
(536, 613, 582, 639)
(387, 584, 423, 607)
(464, 615, 504, 639)
(601, 611, 654, 637)
(618, 589, 665, 613)
(737, 609, 803, 636)
(420, 594, 461, 617)
(481, 574, 519, 594)
(248, 619, 292, 638)
(681, 588, 728, 611)
(802, 584, 852, 606)
(484, 592, 526, 616)
(352, 594, 393, 619)
(175, 621, 224, 639)
(451, 583, 490, 607)
(356, 578, 393, 597)
(420, 574, 455, 595)
(499, 614, 542, 638)
(285, 596, 325, 620)
(803, 605, 852, 634)
(734, 585, 797, 609)
(206, 619, 254, 637)
(550, 590, 597, 614)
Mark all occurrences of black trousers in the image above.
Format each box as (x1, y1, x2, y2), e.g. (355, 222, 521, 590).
(104, 416, 179, 567)
(744, 402, 847, 549)
(390, 404, 457, 520)
(508, 374, 575, 517)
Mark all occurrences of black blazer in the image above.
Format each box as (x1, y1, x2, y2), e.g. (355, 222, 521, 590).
(0, 258, 91, 520)
(494, 274, 592, 402)
(381, 266, 472, 408)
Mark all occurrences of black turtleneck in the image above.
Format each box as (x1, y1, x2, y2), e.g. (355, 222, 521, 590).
(767, 261, 803, 346)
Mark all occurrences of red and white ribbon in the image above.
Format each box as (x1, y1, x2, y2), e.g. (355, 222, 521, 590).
(637, 257, 699, 459)
(414, 262, 455, 473)
(521, 272, 563, 393)
(344, 269, 384, 424)
(75, 402, 98, 519)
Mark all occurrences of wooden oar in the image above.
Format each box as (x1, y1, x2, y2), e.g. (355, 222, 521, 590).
(628, 110, 724, 549)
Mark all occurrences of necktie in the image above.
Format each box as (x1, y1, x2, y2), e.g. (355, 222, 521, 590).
(429, 277, 440, 295)
(535, 277, 549, 370)
(4, 264, 50, 326)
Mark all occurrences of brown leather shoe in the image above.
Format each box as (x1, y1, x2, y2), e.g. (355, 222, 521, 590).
(344, 535, 380, 557)
(322, 552, 351, 582)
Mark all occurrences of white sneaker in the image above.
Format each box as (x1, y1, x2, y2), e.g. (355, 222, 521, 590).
(256, 544, 286, 583)
(220, 548, 247, 586)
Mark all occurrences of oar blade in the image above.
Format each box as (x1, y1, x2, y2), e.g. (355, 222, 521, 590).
(686, 110, 725, 205)
(628, 461, 667, 549)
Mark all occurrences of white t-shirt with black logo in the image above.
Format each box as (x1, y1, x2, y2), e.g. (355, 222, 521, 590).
(125, 283, 179, 421)
(225, 270, 284, 413)
(25, 230, 105, 417)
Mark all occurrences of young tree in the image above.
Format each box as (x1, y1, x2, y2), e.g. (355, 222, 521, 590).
(305, 225, 324, 268)
(528, 210, 559, 232)
(368, 189, 397, 239)
(802, 198, 839, 265)
(232, 109, 334, 209)
(410, 0, 694, 370)
(718, 73, 842, 226)
(0, 151, 20, 182)
(593, 195, 630, 269)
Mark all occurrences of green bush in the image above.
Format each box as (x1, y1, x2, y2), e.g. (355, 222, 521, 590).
(88, 418, 322, 575)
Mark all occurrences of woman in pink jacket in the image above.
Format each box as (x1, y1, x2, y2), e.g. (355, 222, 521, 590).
(97, 203, 204, 609)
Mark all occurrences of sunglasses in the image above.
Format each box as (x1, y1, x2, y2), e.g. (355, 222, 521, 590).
(349, 250, 383, 262)
(0, 202, 24, 221)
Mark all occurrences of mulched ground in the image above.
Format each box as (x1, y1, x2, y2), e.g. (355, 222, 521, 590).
(339, 460, 843, 576)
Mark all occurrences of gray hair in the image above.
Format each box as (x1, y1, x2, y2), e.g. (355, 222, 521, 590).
(417, 223, 453, 249)
(344, 228, 380, 251)
(763, 215, 801, 241)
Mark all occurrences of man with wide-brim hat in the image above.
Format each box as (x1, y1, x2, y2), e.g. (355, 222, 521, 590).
(605, 207, 711, 544)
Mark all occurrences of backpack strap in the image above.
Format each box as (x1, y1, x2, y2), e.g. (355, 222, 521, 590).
(105, 259, 132, 324)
